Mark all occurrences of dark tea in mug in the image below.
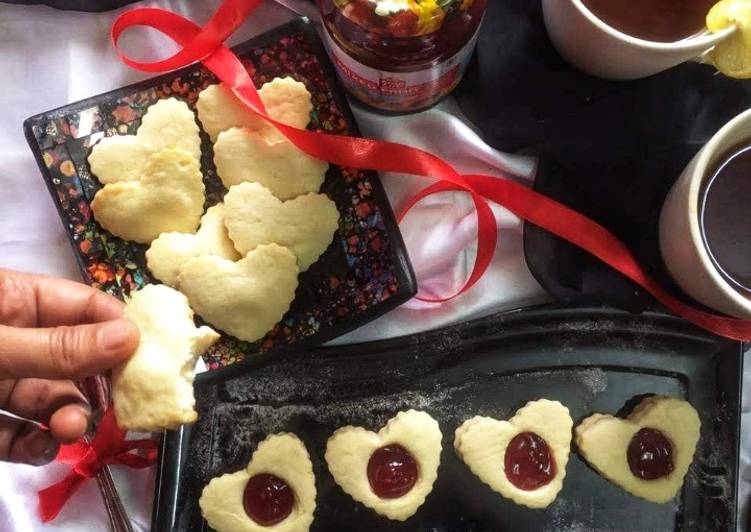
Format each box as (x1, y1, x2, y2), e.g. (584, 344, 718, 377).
(580, 0, 717, 42)
(700, 144, 751, 294)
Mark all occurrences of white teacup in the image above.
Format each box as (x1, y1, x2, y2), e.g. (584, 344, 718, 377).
(542, 0, 735, 80)
(660, 108, 751, 319)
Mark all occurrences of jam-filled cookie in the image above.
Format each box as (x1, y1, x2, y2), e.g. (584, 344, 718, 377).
(454, 399, 573, 509)
(575, 396, 700, 503)
(324, 410, 442, 521)
(199, 433, 316, 532)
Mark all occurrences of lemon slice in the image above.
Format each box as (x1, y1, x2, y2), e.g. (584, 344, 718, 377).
(408, 0, 446, 35)
(707, 0, 751, 78)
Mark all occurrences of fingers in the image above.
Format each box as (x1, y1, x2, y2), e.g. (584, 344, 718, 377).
(0, 419, 58, 466)
(4, 379, 90, 443)
(9, 428, 59, 466)
(0, 318, 140, 380)
(0, 379, 91, 465)
(49, 403, 90, 443)
(0, 269, 35, 327)
(0, 379, 90, 465)
(33, 275, 125, 326)
(0, 268, 125, 328)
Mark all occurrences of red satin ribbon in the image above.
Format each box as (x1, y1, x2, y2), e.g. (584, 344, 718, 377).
(37, 407, 158, 523)
(110, 0, 751, 341)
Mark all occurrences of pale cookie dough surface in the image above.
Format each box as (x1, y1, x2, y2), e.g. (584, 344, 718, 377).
(177, 243, 300, 342)
(199, 433, 316, 532)
(112, 284, 219, 432)
(454, 399, 573, 509)
(196, 77, 313, 141)
(224, 182, 339, 271)
(146, 204, 240, 287)
(257, 77, 314, 131)
(91, 147, 205, 244)
(213, 127, 328, 200)
(575, 396, 701, 504)
(324, 410, 442, 521)
(88, 98, 201, 184)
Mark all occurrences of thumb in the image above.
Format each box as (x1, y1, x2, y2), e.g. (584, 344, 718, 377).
(0, 319, 140, 379)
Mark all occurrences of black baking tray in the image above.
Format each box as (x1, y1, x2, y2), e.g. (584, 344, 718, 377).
(154, 306, 742, 531)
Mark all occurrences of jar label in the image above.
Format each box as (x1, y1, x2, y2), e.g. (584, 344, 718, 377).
(322, 26, 481, 112)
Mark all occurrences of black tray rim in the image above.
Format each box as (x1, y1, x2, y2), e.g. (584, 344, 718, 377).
(22, 17, 419, 380)
(153, 302, 744, 531)
(1, 0, 139, 11)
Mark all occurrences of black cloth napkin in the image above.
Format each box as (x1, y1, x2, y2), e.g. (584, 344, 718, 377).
(456, 0, 751, 313)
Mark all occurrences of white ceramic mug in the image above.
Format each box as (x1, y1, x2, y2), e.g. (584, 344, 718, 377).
(660, 108, 751, 319)
(542, 0, 735, 80)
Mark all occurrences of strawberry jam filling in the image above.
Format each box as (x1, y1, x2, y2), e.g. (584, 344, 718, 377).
(504, 432, 556, 491)
(627, 428, 675, 480)
(243, 473, 294, 526)
(367, 444, 418, 498)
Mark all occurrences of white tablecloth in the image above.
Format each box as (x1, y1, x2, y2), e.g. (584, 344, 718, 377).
(0, 1, 747, 530)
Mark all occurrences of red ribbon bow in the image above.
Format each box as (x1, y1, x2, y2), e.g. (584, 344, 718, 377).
(37, 407, 158, 523)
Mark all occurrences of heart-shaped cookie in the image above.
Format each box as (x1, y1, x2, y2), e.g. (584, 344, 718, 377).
(575, 396, 700, 504)
(88, 98, 201, 184)
(224, 182, 339, 271)
(113, 284, 219, 431)
(146, 203, 240, 287)
(176, 243, 299, 342)
(214, 127, 328, 200)
(325, 410, 442, 521)
(196, 77, 313, 142)
(454, 399, 572, 509)
(91, 147, 205, 244)
(199, 433, 316, 532)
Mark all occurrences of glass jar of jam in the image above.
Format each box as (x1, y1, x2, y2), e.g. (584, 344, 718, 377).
(318, 0, 487, 113)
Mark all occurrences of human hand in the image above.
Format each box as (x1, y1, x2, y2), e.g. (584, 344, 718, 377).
(0, 269, 139, 466)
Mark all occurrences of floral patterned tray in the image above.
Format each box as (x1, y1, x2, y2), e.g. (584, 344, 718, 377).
(23, 17, 416, 375)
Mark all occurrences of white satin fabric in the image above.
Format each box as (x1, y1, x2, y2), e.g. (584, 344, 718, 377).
(0, 1, 748, 531)
(330, 101, 550, 344)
